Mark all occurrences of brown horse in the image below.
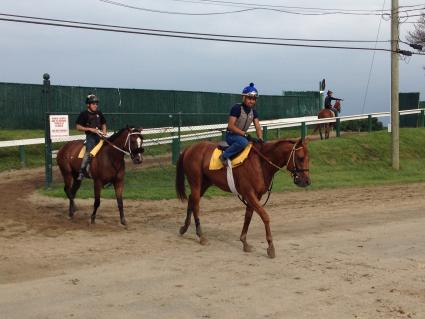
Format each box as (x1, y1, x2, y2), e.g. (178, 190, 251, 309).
(176, 138, 310, 258)
(313, 100, 341, 139)
(56, 127, 144, 226)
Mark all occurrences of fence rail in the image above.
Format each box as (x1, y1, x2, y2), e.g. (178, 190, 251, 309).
(0, 109, 422, 149)
(1, 108, 424, 188)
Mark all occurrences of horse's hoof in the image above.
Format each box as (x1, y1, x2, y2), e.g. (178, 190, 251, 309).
(120, 219, 127, 226)
(243, 244, 253, 253)
(199, 237, 208, 245)
(179, 226, 188, 235)
(90, 218, 96, 224)
(68, 213, 74, 220)
(267, 246, 276, 258)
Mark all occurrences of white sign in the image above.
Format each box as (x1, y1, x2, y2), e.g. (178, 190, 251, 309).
(49, 115, 69, 137)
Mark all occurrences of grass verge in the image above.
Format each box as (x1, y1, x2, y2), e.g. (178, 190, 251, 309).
(42, 128, 425, 200)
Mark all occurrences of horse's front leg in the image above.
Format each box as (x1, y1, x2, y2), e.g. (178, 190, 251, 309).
(245, 193, 275, 258)
(240, 206, 254, 252)
(69, 179, 82, 216)
(113, 179, 126, 226)
(90, 180, 102, 224)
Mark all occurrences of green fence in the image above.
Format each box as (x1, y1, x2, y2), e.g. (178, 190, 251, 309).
(0, 78, 320, 129)
(400, 92, 420, 127)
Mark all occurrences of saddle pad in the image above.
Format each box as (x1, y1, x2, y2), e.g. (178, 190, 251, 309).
(78, 140, 104, 159)
(209, 143, 253, 170)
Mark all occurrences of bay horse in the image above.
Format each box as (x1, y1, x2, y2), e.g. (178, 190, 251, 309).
(313, 100, 341, 139)
(176, 138, 310, 258)
(56, 127, 144, 226)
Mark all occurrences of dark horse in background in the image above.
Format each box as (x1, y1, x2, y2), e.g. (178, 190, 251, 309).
(313, 100, 342, 139)
(56, 127, 144, 226)
(176, 138, 310, 258)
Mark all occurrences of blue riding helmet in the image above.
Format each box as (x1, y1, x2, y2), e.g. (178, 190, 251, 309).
(242, 83, 258, 96)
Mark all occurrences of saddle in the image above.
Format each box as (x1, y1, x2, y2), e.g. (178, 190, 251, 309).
(209, 142, 253, 170)
(78, 140, 104, 159)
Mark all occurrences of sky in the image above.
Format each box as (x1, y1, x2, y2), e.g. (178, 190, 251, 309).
(1, 0, 424, 117)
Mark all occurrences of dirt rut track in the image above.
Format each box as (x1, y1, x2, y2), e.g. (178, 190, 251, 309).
(0, 167, 425, 319)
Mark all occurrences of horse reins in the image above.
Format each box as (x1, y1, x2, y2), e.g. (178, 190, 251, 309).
(238, 143, 308, 207)
(251, 142, 309, 177)
(98, 131, 143, 157)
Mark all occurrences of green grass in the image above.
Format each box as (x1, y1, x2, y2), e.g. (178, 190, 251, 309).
(42, 128, 425, 200)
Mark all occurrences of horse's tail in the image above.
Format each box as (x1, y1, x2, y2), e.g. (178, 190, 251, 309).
(176, 149, 188, 201)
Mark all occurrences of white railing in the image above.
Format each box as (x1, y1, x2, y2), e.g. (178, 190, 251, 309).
(0, 108, 422, 149)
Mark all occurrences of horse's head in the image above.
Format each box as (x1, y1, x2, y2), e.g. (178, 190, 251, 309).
(125, 127, 144, 164)
(334, 100, 341, 112)
(286, 138, 311, 187)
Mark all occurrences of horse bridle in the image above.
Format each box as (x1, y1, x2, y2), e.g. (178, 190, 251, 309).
(285, 143, 310, 178)
(251, 142, 309, 179)
(99, 130, 144, 158)
(123, 131, 145, 159)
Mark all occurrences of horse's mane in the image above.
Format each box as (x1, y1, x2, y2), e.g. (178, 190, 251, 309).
(258, 139, 300, 154)
(108, 128, 128, 142)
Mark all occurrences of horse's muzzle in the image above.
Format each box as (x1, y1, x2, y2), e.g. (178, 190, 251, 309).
(131, 148, 144, 164)
(293, 173, 311, 188)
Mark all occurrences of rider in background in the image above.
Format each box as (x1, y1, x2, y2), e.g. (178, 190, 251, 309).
(75, 94, 107, 180)
(324, 90, 343, 117)
(220, 83, 263, 166)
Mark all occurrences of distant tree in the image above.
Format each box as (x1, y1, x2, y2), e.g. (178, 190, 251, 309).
(406, 13, 425, 60)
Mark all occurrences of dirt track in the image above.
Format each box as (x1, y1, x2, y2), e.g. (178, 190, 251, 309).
(0, 168, 425, 319)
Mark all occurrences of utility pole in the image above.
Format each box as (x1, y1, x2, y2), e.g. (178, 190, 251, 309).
(391, 0, 399, 170)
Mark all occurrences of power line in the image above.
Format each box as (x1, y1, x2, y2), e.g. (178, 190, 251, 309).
(0, 13, 421, 55)
(100, 0, 425, 16)
(0, 13, 393, 44)
(362, 0, 387, 115)
(148, 0, 425, 13)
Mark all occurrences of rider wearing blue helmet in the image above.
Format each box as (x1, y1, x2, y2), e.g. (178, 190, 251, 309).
(220, 83, 263, 166)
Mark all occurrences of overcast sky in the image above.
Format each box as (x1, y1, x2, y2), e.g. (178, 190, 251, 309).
(1, 0, 424, 116)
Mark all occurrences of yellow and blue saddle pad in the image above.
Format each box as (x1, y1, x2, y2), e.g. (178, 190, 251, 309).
(209, 143, 253, 170)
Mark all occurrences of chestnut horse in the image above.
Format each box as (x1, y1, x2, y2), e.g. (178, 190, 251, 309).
(56, 127, 144, 226)
(313, 100, 341, 139)
(176, 138, 310, 258)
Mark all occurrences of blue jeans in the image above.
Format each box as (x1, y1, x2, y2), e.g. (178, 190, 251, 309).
(85, 133, 100, 153)
(222, 132, 249, 159)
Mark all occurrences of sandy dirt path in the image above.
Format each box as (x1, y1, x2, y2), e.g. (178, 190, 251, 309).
(0, 168, 424, 319)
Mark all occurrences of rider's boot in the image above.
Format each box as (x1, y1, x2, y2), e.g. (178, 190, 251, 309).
(219, 154, 228, 168)
(77, 153, 92, 181)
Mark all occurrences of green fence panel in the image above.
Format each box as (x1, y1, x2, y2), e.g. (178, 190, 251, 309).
(399, 92, 420, 128)
(0, 82, 322, 129)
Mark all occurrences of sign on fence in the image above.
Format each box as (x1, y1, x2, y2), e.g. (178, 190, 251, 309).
(49, 115, 69, 137)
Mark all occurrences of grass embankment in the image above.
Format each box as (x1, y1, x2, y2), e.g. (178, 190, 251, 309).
(42, 128, 425, 200)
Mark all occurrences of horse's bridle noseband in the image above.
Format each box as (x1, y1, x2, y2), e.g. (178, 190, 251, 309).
(286, 143, 309, 178)
(99, 130, 144, 158)
(124, 131, 144, 159)
(252, 142, 309, 177)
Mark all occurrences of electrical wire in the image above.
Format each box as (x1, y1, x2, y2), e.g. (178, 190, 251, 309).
(100, 0, 425, 16)
(361, 0, 386, 114)
(0, 13, 393, 44)
(144, 0, 425, 14)
(0, 13, 423, 55)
